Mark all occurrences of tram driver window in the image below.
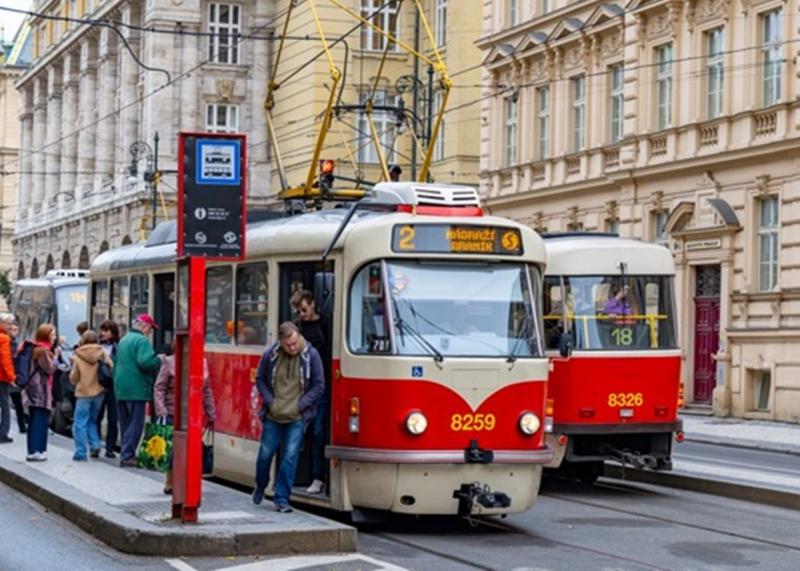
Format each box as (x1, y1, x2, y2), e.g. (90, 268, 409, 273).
(206, 266, 233, 344)
(235, 263, 269, 346)
(111, 277, 130, 336)
(543, 277, 564, 349)
(348, 262, 391, 354)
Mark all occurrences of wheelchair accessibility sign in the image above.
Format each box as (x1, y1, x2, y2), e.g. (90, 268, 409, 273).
(195, 139, 241, 186)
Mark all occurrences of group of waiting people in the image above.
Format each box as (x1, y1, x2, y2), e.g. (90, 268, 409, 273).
(0, 287, 329, 514)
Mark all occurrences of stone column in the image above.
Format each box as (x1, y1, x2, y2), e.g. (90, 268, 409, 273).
(17, 86, 33, 221)
(60, 51, 80, 203)
(76, 36, 98, 200)
(95, 26, 118, 191)
(119, 3, 141, 172)
(44, 64, 63, 208)
(31, 77, 47, 215)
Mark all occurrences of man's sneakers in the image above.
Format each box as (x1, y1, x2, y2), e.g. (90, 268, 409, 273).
(0, 435, 13, 444)
(105, 449, 116, 459)
(90, 449, 100, 458)
(252, 486, 265, 505)
(273, 503, 293, 513)
(25, 452, 46, 462)
(306, 479, 324, 494)
(73, 455, 88, 462)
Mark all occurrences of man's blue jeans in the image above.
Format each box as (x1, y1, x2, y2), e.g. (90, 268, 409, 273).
(118, 400, 146, 462)
(310, 398, 328, 481)
(254, 418, 304, 506)
(73, 394, 104, 459)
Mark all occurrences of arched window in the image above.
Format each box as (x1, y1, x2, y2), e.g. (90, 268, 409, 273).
(61, 250, 72, 269)
(30, 259, 39, 278)
(45, 255, 54, 274)
(17, 261, 25, 280)
(121, 235, 132, 246)
(99, 240, 109, 254)
(78, 246, 90, 269)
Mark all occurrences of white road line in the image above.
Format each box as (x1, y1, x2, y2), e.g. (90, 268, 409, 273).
(165, 559, 199, 571)
(218, 554, 408, 571)
(675, 454, 800, 477)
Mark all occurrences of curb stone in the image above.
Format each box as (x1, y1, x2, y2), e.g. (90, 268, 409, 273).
(0, 453, 356, 556)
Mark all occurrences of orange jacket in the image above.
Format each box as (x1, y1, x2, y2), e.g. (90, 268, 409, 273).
(0, 331, 15, 384)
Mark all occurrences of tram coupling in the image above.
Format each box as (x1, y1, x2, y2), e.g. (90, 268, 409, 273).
(464, 439, 494, 464)
(453, 483, 511, 517)
(607, 447, 659, 470)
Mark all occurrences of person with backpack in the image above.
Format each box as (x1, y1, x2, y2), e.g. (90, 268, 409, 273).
(96, 320, 120, 458)
(0, 314, 16, 444)
(69, 330, 113, 461)
(23, 324, 58, 461)
(7, 318, 26, 433)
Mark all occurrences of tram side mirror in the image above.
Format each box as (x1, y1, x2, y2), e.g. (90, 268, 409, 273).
(314, 272, 334, 317)
(559, 332, 574, 358)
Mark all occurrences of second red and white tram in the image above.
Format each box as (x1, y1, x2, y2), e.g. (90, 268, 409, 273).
(90, 183, 553, 517)
(541, 234, 682, 482)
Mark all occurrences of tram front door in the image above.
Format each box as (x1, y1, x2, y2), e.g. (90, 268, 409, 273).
(153, 272, 175, 354)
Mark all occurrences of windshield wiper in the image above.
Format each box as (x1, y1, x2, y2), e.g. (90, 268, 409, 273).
(507, 314, 533, 364)
(392, 298, 444, 363)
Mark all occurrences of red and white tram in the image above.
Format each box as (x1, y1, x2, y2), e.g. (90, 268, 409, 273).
(542, 234, 682, 482)
(90, 183, 553, 517)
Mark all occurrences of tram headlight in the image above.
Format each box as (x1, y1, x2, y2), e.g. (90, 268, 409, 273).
(405, 412, 428, 435)
(518, 412, 540, 435)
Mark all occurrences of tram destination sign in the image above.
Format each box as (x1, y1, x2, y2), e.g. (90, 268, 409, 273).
(178, 132, 246, 260)
(392, 224, 523, 255)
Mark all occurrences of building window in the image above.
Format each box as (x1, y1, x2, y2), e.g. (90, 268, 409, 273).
(537, 86, 549, 160)
(750, 369, 771, 411)
(208, 3, 241, 64)
(206, 103, 239, 133)
(508, 0, 518, 27)
(357, 91, 398, 164)
(504, 95, 518, 167)
(762, 10, 783, 107)
(706, 27, 724, 119)
(606, 219, 620, 234)
(653, 210, 669, 246)
(609, 65, 624, 143)
(433, 90, 445, 161)
(758, 195, 779, 291)
(656, 43, 673, 130)
(361, 0, 399, 51)
(567, 221, 584, 232)
(571, 76, 586, 152)
(435, 0, 447, 47)
(540, 0, 550, 15)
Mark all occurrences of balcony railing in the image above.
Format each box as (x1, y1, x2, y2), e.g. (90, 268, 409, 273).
(650, 134, 667, 157)
(699, 123, 719, 148)
(566, 156, 580, 175)
(603, 146, 620, 169)
(754, 110, 777, 138)
(531, 164, 545, 182)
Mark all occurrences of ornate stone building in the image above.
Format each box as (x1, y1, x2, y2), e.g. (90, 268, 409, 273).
(479, 0, 800, 422)
(12, 0, 272, 277)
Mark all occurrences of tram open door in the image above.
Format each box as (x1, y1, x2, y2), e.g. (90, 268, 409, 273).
(278, 262, 334, 498)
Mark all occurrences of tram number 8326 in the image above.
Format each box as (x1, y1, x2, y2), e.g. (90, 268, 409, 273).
(607, 393, 644, 407)
(451, 413, 497, 431)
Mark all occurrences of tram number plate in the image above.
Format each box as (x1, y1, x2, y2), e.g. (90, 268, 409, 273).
(607, 393, 644, 407)
(451, 413, 496, 431)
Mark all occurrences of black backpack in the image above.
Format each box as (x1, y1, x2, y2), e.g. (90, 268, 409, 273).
(98, 360, 114, 391)
(13, 341, 35, 388)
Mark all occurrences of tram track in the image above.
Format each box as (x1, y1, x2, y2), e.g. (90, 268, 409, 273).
(539, 479, 800, 553)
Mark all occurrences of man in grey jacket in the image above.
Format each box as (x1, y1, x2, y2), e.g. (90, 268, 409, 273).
(252, 322, 324, 512)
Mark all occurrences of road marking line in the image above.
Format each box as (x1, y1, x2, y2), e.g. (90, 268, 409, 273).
(165, 559, 199, 571)
(218, 554, 408, 571)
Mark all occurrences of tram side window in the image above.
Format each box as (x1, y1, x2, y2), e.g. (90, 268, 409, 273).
(543, 276, 565, 349)
(235, 263, 268, 346)
(206, 266, 233, 344)
(111, 277, 130, 336)
(130, 274, 149, 320)
(91, 280, 110, 330)
(348, 262, 391, 354)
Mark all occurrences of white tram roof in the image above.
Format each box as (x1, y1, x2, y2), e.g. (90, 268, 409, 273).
(543, 234, 675, 276)
(91, 208, 545, 275)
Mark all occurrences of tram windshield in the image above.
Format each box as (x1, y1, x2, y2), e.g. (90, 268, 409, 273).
(349, 260, 543, 358)
(55, 285, 89, 348)
(543, 275, 677, 351)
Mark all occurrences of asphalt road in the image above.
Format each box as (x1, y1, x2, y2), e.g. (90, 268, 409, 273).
(2, 442, 799, 571)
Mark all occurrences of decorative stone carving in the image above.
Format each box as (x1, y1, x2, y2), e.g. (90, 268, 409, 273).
(563, 45, 583, 71)
(601, 32, 623, 58)
(646, 11, 672, 40)
(217, 78, 235, 101)
(755, 174, 771, 195)
(529, 58, 548, 81)
(695, 0, 730, 23)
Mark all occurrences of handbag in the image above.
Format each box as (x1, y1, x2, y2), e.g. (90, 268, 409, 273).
(202, 428, 214, 475)
(137, 417, 173, 472)
(98, 360, 114, 391)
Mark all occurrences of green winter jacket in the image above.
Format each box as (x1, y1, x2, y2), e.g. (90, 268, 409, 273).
(113, 328, 162, 401)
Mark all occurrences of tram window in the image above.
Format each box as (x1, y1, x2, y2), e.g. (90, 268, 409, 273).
(111, 277, 130, 336)
(348, 262, 391, 354)
(91, 280, 110, 330)
(235, 263, 268, 346)
(130, 274, 149, 320)
(206, 266, 233, 344)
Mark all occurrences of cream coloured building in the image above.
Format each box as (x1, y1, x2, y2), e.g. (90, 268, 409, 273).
(479, 0, 800, 422)
(12, 0, 272, 277)
(268, 0, 482, 193)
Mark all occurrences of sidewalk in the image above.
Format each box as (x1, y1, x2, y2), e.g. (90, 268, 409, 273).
(0, 430, 355, 557)
(681, 414, 800, 455)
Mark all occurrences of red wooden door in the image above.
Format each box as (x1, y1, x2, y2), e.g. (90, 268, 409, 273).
(693, 266, 721, 403)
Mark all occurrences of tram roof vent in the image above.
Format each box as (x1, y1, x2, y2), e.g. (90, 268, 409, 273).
(367, 182, 481, 208)
(45, 269, 89, 279)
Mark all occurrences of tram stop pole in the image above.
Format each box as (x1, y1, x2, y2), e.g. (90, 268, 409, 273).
(172, 256, 207, 523)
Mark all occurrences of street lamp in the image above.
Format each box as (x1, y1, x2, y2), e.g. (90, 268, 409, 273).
(128, 134, 160, 231)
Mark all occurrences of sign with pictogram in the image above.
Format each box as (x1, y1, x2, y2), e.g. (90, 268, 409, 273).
(178, 132, 246, 260)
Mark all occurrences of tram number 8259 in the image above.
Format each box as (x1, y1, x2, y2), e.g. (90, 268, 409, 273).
(451, 413, 496, 431)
